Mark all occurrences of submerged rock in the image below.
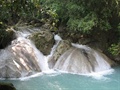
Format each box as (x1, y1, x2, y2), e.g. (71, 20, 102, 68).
(0, 82, 16, 90)
(30, 30, 55, 55)
(54, 45, 115, 74)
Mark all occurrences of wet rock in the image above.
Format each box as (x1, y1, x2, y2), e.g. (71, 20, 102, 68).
(53, 40, 71, 61)
(30, 30, 55, 55)
(0, 64, 21, 78)
(48, 40, 71, 68)
(0, 38, 42, 78)
(54, 46, 115, 74)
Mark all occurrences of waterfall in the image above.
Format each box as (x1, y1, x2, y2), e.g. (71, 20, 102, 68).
(14, 34, 50, 72)
(0, 27, 115, 78)
(0, 28, 50, 78)
(54, 43, 115, 74)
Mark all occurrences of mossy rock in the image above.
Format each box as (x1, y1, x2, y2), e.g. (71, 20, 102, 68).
(53, 40, 72, 61)
(0, 28, 15, 49)
(30, 30, 55, 55)
(0, 82, 16, 90)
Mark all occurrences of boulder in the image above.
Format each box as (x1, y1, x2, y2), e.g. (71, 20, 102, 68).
(0, 82, 16, 90)
(30, 30, 55, 55)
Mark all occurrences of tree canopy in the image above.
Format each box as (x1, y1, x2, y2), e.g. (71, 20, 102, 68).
(41, 0, 120, 56)
(0, 0, 120, 56)
(41, 0, 120, 33)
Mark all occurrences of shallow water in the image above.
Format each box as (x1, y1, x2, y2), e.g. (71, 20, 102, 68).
(0, 66, 120, 90)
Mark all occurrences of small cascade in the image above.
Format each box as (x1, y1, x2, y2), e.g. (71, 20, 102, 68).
(93, 51, 112, 72)
(54, 44, 115, 74)
(0, 28, 50, 78)
(46, 35, 62, 69)
(47, 34, 62, 58)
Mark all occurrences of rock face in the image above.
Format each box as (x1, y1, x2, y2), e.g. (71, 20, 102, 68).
(0, 37, 42, 78)
(30, 30, 55, 55)
(54, 45, 115, 74)
(48, 40, 71, 68)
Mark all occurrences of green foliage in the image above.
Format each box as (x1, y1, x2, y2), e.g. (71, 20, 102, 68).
(41, 7, 59, 28)
(67, 12, 98, 33)
(0, 0, 59, 46)
(40, 1, 59, 30)
(41, 0, 120, 34)
(41, 0, 120, 57)
(0, 0, 43, 48)
(0, 0, 120, 53)
(0, 0, 42, 24)
(109, 43, 120, 56)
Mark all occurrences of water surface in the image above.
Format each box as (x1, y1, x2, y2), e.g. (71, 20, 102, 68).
(0, 66, 120, 90)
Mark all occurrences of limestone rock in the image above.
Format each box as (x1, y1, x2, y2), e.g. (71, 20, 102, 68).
(30, 30, 55, 55)
(54, 45, 115, 74)
(0, 38, 42, 78)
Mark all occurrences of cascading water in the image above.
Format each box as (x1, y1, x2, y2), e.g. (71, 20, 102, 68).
(0, 28, 50, 78)
(0, 27, 115, 79)
(54, 43, 115, 74)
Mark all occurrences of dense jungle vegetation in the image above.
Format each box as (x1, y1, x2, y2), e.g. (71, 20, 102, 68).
(0, 0, 120, 59)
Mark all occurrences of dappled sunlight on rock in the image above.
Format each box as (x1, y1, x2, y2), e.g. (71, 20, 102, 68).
(0, 36, 47, 78)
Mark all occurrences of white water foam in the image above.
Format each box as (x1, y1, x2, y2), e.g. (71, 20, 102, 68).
(93, 52, 111, 72)
(54, 34, 62, 41)
(72, 43, 91, 50)
(55, 68, 114, 80)
(46, 35, 62, 59)
(45, 34, 62, 71)
(31, 44, 50, 71)
(18, 70, 57, 81)
(15, 27, 41, 38)
(86, 69, 114, 80)
(0, 68, 114, 81)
